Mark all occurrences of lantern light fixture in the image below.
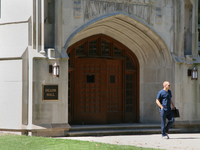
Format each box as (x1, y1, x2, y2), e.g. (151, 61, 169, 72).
(188, 67, 198, 80)
(49, 62, 59, 78)
(191, 67, 197, 80)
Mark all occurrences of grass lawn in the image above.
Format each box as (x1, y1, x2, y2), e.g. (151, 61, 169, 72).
(0, 134, 160, 150)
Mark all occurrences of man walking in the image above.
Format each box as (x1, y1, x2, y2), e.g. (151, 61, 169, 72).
(156, 81, 175, 139)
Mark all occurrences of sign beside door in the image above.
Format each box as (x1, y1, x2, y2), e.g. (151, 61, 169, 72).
(43, 85, 59, 101)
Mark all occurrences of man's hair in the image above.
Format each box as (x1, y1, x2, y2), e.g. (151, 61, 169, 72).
(163, 81, 169, 87)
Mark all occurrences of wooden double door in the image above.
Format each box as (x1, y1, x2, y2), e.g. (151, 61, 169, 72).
(74, 58, 122, 124)
(68, 34, 139, 124)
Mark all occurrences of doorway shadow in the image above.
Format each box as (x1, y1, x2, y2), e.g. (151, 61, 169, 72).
(170, 137, 200, 140)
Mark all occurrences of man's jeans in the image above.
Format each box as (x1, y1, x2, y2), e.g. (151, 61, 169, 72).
(160, 109, 174, 136)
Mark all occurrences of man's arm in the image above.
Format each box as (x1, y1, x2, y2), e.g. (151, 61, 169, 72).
(156, 99, 163, 110)
(171, 99, 175, 109)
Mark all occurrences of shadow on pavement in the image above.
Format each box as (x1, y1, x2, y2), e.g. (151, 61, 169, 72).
(170, 137, 200, 139)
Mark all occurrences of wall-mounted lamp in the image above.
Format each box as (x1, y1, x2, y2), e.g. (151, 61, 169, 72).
(49, 62, 59, 78)
(188, 67, 198, 80)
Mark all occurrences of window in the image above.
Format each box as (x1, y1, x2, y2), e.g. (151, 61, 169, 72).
(114, 47, 122, 56)
(184, 1, 193, 55)
(110, 75, 115, 83)
(126, 56, 134, 70)
(0, 0, 1, 18)
(89, 40, 97, 55)
(198, 0, 200, 24)
(125, 55, 136, 113)
(68, 73, 71, 113)
(102, 41, 110, 56)
(76, 44, 84, 55)
(87, 75, 95, 83)
(126, 74, 134, 113)
(198, 0, 200, 55)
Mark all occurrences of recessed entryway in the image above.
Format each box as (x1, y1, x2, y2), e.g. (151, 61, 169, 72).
(67, 34, 139, 124)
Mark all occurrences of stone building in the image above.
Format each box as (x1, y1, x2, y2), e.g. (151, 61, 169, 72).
(0, 0, 200, 136)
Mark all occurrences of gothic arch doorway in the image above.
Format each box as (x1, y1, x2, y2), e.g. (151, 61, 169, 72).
(67, 34, 139, 124)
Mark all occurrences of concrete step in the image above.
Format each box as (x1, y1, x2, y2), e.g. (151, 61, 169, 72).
(67, 128, 180, 137)
(67, 123, 181, 137)
(69, 123, 161, 131)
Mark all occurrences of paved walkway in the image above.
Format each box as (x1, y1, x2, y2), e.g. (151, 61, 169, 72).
(60, 133, 200, 150)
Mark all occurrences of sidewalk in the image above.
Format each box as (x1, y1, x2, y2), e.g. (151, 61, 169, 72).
(60, 133, 200, 150)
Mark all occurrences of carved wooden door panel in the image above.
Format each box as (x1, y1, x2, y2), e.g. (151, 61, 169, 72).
(75, 58, 106, 124)
(106, 60, 122, 123)
(75, 58, 123, 124)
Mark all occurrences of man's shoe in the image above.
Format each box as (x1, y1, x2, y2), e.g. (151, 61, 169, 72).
(162, 135, 169, 139)
(165, 133, 169, 139)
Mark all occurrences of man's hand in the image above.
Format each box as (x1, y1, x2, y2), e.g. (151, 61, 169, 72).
(156, 99, 163, 110)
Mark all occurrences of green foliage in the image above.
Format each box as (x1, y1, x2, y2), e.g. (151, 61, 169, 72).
(0, 135, 159, 150)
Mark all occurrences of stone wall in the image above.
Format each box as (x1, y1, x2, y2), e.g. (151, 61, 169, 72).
(0, 59, 23, 129)
(32, 58, 69, 125)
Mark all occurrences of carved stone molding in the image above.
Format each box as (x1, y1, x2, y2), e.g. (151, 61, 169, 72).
(74, 0, 82, 18)
(84, 0, 163, 26)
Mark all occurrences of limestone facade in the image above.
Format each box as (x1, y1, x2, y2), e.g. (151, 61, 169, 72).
(0, 0, 200, 136)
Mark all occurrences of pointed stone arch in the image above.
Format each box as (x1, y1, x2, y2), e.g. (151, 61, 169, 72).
(65, 14, 172, 68)
(65, 13, 173, 124)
